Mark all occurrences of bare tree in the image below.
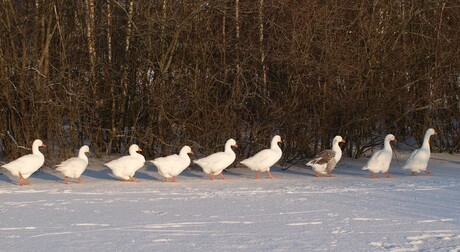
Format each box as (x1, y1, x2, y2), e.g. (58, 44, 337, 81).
(0, 0, 459, 162)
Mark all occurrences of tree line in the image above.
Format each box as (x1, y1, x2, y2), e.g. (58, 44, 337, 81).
(1, 0, 459, 164)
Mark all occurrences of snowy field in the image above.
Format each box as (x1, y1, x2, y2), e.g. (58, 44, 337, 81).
(1, 153, 459, 251)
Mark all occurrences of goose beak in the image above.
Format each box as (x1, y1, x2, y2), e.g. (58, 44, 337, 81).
(138, 147, 143, 152)
(434, 131, 438, 135)
(234, 144, 238, 148)
(41, 144, 47, 148)
(340, 140, 346, 143)
(394, 137, 398, 143)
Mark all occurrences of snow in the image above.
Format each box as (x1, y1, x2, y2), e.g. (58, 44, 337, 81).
(1, 153, 459, 251)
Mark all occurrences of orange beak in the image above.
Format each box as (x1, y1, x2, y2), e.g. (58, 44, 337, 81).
(41, 144, 47, 148)
(394, 137, 398, 143)
(138, 147, 143, 152)
(234, 144, 239, 148)
(340, 140, 346, 143)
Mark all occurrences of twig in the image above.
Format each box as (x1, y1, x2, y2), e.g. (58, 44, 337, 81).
(6, 131, 30, 151)
(27, 67, 47, 78)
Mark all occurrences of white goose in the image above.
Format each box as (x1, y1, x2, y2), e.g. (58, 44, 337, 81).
(362, 134, 397, 179)
(151, 146, 193, 182)
(193, 139, 237, 180)
(1, 139, 46, 186)
(105, 144, 145, 182)
(240, 135, 283, 179)
(402, 128, 437, 176)
(56, 145, 90, 184)
(306, 135, 346, 177)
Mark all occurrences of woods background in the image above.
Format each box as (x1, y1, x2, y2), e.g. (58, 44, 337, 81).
(0, 0, 459, 163)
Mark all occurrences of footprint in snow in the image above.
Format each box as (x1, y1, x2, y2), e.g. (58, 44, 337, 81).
(331, 227, 351, 234)
(153, 239, 172, 243)
(369, 241, 399, 250)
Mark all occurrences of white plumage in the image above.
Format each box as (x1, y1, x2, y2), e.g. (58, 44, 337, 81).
(193, 139, 237, 180)
(105, 144, 145, 182)
(362, 134, 397, 178)
(1, 139, 46, 186)
(402, 128, 437, 175)
(240, 135, 282, 179)
(56, 145, 90, 184)
(307, 135, 345, 177)
(151, 146, 193, 182)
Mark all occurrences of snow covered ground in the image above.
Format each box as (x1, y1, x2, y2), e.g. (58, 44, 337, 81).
(1, 153, 459, 251)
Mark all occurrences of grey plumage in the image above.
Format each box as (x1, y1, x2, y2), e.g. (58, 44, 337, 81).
(326, 158, 337, 173)
(309, 150, 336, 165)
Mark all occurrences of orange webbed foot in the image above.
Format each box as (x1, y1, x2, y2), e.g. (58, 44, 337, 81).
(267, 171, 275, 179)
(255, 170, 261, 179)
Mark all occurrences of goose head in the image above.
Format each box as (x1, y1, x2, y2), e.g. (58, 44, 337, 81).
(269, 135, 283, 151)
(79, 145, 91, 156)
(427, 128, 437, 136)
(128, 144, 142, 155)
(272, 135, 282, 143)
(179, 145, 194, 157)
(226, 138, 238, 149)
(81, 145, 90, 153)
(33, 139, 46, 149)
(333, 135, 346, 144)
(385, 134, 397, 143)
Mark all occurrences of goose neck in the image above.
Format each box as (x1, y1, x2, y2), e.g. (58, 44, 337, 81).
(384, 139, 392, 151)
(32, 144, 43, 156)
(421, 133, 432, 150)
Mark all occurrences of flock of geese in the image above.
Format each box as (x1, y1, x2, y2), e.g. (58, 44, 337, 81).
(0, 129, 437, 186)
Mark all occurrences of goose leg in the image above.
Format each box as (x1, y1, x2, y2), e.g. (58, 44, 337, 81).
(129, 176, 139, 182)
(210, 172, 215, 180)
(163, 178, 168, 182)
(255, 170, 261, 179)
(315, 172, 321, 177)
(411, 172, 418, 176)
(64, 177, 70, 184)
(25, 179, 30, 185)
(267, 170, 274, 179)
(370, 172, 377, 179)
(77, 178, 82, 184)
(172, 176, 176, 182)
(385, 172, 393, 178)
(425, 171, 433, 175)
(327, 172, 335, 177)
(220, 173, 225, 180)
(18, 172, 24, 186)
